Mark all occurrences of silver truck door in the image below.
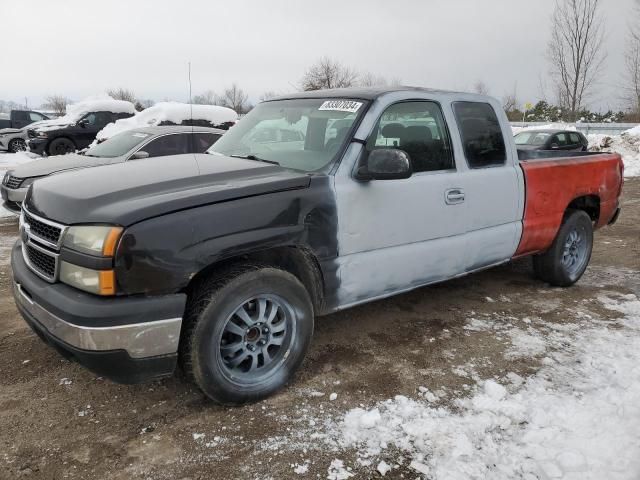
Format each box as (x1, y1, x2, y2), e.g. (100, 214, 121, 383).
(333, 98, 468, 308)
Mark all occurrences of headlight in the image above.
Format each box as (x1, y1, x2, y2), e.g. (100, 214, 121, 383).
(59, 261, 115, 296)
(36, 131, 48, 138)
(63, 225, 123, 256)
(20, 177, 39, 189)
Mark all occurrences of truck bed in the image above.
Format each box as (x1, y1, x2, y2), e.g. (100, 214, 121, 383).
(514, 151, 623, 257)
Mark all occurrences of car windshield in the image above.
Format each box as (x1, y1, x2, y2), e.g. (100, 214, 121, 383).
(207, 98, 367, 172)
(84, 131, 151, 158)
(514, 131, 551, 146)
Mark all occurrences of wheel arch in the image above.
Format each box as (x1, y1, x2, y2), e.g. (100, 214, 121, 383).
(185, 245, 326, 314)
(565, 194, 600, 222)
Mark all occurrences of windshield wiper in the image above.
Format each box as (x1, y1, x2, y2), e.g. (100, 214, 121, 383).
(230, 154, 280, 166)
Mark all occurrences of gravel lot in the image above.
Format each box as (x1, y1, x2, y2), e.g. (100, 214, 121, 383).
(0, 179, 638, 480)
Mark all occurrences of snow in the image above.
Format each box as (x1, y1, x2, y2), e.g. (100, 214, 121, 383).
(95, 102, 237, 141)
(336, 293, 640, 480)
(326, 459, 353, 480)
(33, 94, 136, 133)
(588, 126, 640, 177)
(376, 460, 391, 476)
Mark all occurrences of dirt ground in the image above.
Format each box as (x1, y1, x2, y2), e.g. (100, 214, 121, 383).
(0, 179, 638, 480)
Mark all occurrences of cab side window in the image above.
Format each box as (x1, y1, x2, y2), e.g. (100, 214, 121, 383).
(453, 102, 506, 168)
(142, 134, 190, 158)
(368, 101, 454, 172)
(569, 132, 581, 146)
(552, 133, 568, 147)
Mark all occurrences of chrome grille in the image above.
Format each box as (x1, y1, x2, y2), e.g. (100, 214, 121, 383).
(3, 175, 23, 189)
(20, 207, 67, 282)
(23, 211, 63, 245)
(25, 244, 56, 280)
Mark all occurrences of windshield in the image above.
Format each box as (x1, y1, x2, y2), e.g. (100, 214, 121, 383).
(84, 130, 150, 158)
(207, 98, 367, 172)
(514, 131, 551, 146)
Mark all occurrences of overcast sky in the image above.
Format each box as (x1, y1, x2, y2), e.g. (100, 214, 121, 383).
(2, 0, 636, 111)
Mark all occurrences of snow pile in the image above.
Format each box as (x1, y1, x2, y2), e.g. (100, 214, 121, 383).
(337, 293, 640, 479)
(35, 95, 136, 133)
(95, 102, 237, 141)
(588, 126, 640, 177)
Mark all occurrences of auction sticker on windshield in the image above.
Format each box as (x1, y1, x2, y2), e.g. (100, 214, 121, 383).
(318, 100, 363, 113)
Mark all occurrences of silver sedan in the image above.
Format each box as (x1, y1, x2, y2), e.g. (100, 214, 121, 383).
(1, 125, 224, 212)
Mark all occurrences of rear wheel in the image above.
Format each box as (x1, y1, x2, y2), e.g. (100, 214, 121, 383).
(48, 137, 75, 155)
(533, 209, 593, 287)
(8, 138, 26, 153)
(180, 265, 314, 405)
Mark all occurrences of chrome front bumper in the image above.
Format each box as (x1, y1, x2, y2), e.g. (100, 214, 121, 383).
(13, 281, 182, 359)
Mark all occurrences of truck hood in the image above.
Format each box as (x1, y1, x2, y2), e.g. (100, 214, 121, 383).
(25, 153, 311, 226)
(9, 153, 113, 179)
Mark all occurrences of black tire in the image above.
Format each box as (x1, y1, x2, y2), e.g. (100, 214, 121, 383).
(179, 264, 314, 405)
(533, 209, 593, 287)
(47, 137, 76, 156)
(8, 138, 26, 153)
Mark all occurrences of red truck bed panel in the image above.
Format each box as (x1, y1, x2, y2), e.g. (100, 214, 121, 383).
(514, 153, 623, 257)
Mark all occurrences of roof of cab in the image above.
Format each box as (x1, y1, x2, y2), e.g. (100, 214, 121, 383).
(268, 86, 474, 102)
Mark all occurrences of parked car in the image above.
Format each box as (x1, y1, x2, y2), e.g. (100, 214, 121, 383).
(0, 111, 52, 152)
(0, 110, 50, 130)
(1, 126, 224, 212)
(28, 107, 135, 156)
(11, 87, 623, 405)
(514, 129, 588, 151)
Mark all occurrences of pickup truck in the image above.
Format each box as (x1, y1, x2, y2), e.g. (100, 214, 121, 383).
(0, 110, 51, 152)
(11, 87, 623, 405)
(0, 110, 50, 130)
(28, 109, 135, 156)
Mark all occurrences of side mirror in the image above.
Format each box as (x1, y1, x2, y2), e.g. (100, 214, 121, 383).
(129, 151, 149, 160)
(78, 119, 88, 128)
(355, 148, 412, 181)
(550, 143, 559, 150)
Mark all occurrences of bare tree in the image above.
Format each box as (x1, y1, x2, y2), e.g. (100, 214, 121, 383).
(216, 83, 249, 114)
(106, 87, 137, 103)
(301, 57, 358, 91)
(547, 0, 605, 120)
(473, 80, 490, 95)
(501, 82, 519, 112)
(192, 90, 216, 105)
(44, 95, 70, 116)
(359, 72, 388, 87)
(623, 0, 640, 118)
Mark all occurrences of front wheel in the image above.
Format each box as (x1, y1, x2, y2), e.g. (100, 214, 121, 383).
(533, 209, 593, 287)
(47, 137, 76, 156)
(180, 265, 314, 405)
(8, 138, 26, 153)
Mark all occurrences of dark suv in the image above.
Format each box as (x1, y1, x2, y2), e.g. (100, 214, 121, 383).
(28, 111, 134, 156)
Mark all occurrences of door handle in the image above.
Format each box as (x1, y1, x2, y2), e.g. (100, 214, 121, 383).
(445, 188, 465, 205)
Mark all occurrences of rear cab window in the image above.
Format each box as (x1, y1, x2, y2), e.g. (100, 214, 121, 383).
(453, 102, 506, 168)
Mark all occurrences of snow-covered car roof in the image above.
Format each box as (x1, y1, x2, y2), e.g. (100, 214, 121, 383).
(34, 95, 137, 132)
(96, 102, 237, 141)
